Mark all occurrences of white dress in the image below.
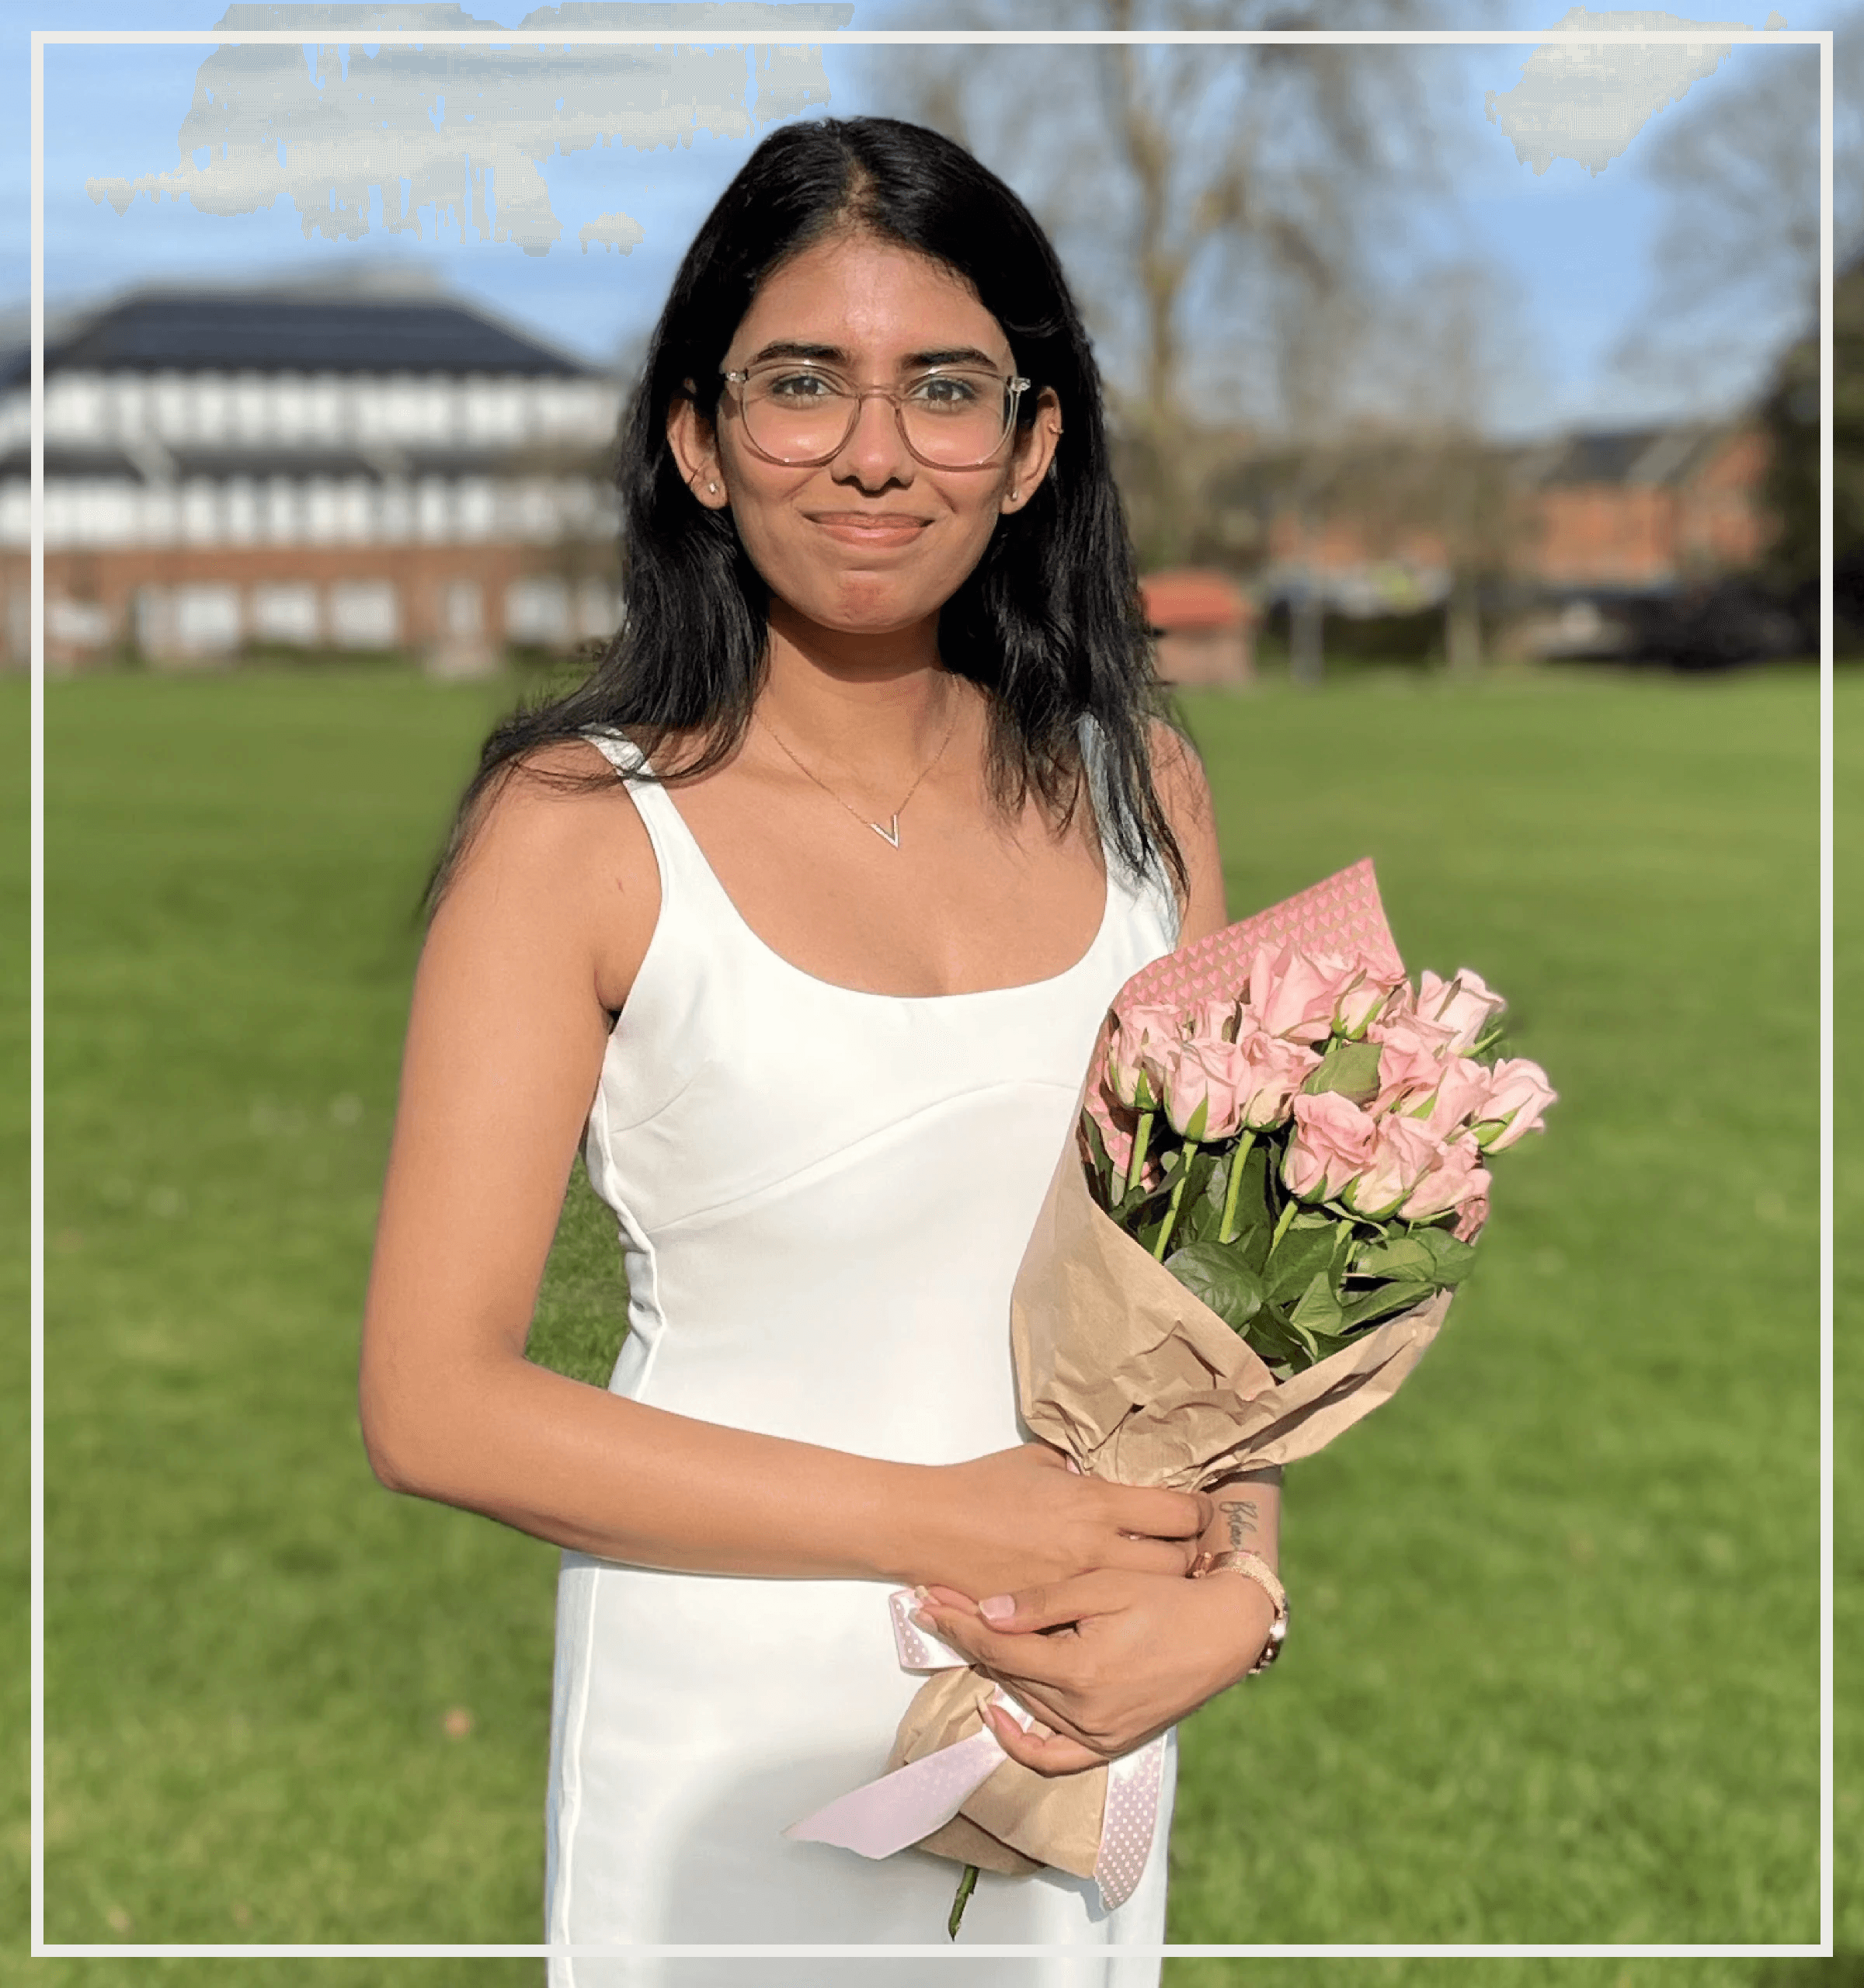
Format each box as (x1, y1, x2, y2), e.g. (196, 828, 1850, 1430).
(544, 727, 1181, 1984)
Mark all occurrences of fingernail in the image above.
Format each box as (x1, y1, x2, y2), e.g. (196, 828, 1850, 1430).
(979, 1594, 1015, 1622)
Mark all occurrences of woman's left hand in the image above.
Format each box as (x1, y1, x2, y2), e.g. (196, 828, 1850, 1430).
(912, 1568, 1274, 1776)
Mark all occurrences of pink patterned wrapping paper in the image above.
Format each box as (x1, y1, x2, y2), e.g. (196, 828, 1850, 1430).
(1087, 856, 1403, 1173)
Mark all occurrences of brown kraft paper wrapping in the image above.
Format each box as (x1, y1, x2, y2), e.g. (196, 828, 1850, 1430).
(885, 1123, 1454, 1879)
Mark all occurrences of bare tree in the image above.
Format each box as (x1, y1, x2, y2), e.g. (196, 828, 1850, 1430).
(859, 2, 1457, 577)
(1614, 16, 1864, 412)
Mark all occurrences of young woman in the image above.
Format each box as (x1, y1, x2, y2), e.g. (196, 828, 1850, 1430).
(360, 116, 1282, 1983)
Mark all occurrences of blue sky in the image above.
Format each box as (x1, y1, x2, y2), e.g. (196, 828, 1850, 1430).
(0, 2, 1834, 439)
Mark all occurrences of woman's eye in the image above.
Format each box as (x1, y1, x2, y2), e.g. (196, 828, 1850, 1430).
(910, 374, 983, 407)
(766, 371, 841, 401)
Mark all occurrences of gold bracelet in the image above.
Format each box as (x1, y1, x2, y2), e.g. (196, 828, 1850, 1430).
(1188, 1549, 1288, 1674)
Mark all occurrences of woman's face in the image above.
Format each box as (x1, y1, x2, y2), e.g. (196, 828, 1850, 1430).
(669, 231, 1062, 645)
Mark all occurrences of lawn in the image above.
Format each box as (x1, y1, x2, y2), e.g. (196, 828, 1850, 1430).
(3, 662, 1841, 1986)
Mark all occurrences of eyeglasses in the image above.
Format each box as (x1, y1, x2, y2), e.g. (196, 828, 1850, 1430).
(719, 360, 1032, 470)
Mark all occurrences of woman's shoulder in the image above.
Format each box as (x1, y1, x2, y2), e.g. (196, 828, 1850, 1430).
(436, 734, 662, 1010)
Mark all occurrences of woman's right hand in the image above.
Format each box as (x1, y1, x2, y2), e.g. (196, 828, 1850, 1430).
(906, 1444, 1211, 1602)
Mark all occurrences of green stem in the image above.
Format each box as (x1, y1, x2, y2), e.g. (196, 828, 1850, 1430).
(948, 1862, 980, 1940)
(1151, 1163, 1192, 1260)
(1270, 1195, 1299, 1253)
(1123, 1108, 1156, 1197)
(1217, 1130, 1256, 1245)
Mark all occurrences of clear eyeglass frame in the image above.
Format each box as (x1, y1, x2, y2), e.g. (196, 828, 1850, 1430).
(718, 361, 1033, 470)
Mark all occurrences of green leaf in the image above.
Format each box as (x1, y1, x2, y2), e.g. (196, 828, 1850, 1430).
(1351, 1235, 1437, 1282)
(1300, 1038, 1382, 1107)
(1080, 1111, 1118, 1210)
(1236, 1300, 1313, 1375)
(1407, 1225, 1479, 1284)
(1288, 1268, 1344, 1336)
(1264, 1216, 1342, 1303)
(1112, 1160, 1182, 1226)
(1173, 1147, 1231, 1245)
(1164, 1242, 1268, 1332)
(1339, 1278, 1436, 1330)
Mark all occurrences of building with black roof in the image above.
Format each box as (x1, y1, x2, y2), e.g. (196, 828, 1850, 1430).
(1, 273, 624, 669)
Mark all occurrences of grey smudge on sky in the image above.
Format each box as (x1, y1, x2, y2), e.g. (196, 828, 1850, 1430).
(1486, 5, 1787, 176)
(85, 2, 850, 257)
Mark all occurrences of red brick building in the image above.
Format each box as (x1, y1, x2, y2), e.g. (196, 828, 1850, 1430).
(1232, 419, 1772, 626)
(1, 276, 623, 672)
(1510, 423, 1772, 589)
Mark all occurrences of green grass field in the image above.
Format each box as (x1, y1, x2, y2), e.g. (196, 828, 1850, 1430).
(2, 662, 1846, 1986)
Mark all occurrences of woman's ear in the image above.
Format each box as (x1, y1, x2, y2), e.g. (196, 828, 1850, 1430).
(667, 392, 729, 509)
(1001, 386, 1062, 514)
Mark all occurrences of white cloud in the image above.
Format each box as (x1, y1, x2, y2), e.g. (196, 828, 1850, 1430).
(578, 208, 646, 252)
(85, 2, 851, 257)
(1485, 5, 1786, 177)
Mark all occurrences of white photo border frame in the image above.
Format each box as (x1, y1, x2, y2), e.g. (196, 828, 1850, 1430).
(26, 19, 1837, 1963)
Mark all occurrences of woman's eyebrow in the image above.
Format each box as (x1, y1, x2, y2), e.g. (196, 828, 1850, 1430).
(742, 340, 1005, 371)
(746, 339, 847, 366)
(903, 346, 1000, 370)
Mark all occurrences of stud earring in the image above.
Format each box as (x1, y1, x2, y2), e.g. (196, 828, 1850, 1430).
(708, 481, 719, 494)
(1010, 488, 1021, 502)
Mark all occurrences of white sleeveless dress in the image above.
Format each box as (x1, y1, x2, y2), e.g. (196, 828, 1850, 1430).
(544, 727, 1181, 1984)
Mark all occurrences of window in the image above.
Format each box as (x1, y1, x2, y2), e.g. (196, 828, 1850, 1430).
(173, 584, 242, 653)
(328, 580, 398, 648)
(251, 583, 319, 646)
(504, 575, 569, 645)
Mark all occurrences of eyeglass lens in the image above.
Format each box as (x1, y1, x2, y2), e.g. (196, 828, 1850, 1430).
(737, 367, 1017, 467)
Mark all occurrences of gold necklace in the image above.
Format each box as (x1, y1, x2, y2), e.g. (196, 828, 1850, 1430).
(756, 693, 961, 850)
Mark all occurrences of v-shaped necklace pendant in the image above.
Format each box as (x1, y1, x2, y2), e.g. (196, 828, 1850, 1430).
(756, 704, 958, 853)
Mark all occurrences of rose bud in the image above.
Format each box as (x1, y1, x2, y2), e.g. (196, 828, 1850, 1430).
(1417, 968, 1508, 1055)
(1106, 1002, 1181, 1110)
(1340, 1115, 1440, 1220)
(1471, 1058, 1557, 1150)
(1283, 1091, 1379, 1203)
(1158, 1038, 1247, 1143)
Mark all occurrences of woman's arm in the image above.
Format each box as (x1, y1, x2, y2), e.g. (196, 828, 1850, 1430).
(915, 1469, 1282, 1773)
(1149, 716, 1229, 946)
(358, 759, 1210, 1599)
(909, 727, 1282, 1765)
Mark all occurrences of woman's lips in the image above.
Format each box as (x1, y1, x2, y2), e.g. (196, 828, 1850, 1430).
(808, 513, 930, 547)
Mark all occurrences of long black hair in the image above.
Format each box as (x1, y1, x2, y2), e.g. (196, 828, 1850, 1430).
(433, 115, 1185, 906)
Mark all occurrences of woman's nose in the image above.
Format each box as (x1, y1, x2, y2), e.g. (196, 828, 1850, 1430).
(833, 391, 913, 488)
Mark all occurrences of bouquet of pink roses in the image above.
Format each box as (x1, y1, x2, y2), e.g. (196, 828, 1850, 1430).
(1086, 937, 1554, 1380)
(789, 860, 1553, 1927)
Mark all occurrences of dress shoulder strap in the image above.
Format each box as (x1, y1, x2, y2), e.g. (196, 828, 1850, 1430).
(577, 725, 718, 902)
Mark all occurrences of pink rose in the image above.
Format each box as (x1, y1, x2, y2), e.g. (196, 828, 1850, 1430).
(1472, 1058, 1557, 1150)
(1368, 1018, 1455, 1112)
(1282, 1091, 1379, 1202)
(1242, 944, 1341, 1044)
(1106, 1001, 1181, 1110)
(1154, 1037, 1247, 1142)
(1452, 1190, 1490, 1242)
(1417, 968, 1508, 1055)
(1397, 1131, 1492, 1225)
(1406, 1055, 1496, 1137)
(1340, 1115, 1440, 1219)
(1233, 1022, 1322, 1131)
(1190, 996, 1242, 1045)
(1322, 959, 1406, 1040)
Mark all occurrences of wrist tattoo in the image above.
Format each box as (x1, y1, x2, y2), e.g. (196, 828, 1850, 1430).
(1219, 1499, 1259, 1550)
